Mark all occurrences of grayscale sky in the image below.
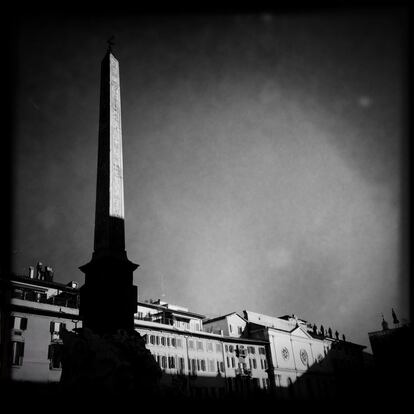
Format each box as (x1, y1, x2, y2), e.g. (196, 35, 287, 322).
(11, 10, 409, 351)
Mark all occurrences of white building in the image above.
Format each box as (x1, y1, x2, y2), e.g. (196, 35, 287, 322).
(0, 269, 81, 382)
(203, 309, 366, 399)
(133, 300, 270, 397)
(1, 267, 366, 399)
(1, 269, 270, 398)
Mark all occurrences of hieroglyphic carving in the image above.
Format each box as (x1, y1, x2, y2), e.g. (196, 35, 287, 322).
(109, 54, 124, 219)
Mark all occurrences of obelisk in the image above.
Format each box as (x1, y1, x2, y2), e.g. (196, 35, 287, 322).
(79, 40, 138, 335)
(60, 42, 161, 396)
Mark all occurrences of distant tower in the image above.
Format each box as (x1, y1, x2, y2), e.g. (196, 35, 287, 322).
(392, 308, 400, 325)
(79, 41, 138, 334)
(381, 314, 389, 331)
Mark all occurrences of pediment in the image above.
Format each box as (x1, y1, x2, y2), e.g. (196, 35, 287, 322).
(290, 326, 312, 339)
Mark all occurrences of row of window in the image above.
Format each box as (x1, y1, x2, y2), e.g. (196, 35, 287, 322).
(188, 358, 225, 373)
(147, 334, 225, 354)
(153, 354, 226, 374)
(11, 338, 267, 375)
(10, 316, 67, 338)
(10, 317, 67, 369)
(146, 334, 183, 348)
(225, 356, 267, 370)
(9, 318, 267, 372)
(188, 339, 221, 353)
(10, 316, 264, 356)
(10, 316, 28, 331)
(224, 344, 266, 355)
(148, 334, 266, 356)
(10, 340, 62, 370)
(152, 352, 267, 374)
(154, 354, 186, 370)
(245, 358, 268, 371)
(229, 325, 244, 335)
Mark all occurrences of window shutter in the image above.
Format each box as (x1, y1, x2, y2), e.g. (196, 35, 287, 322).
(59, 323, 66, 334)
(55, 343, 62, 360)
(20, 318, 28, 330)
(20, 342, 25, 357)
(9, 316, 15, 329)
(50, 321, 55, 333)
(48, 344, 54, 360)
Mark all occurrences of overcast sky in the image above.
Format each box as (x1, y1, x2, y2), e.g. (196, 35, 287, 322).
(11, 10, 409, 351)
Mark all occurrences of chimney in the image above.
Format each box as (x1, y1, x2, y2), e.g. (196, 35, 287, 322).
(36, 262, 43, 279)
(28, 266, 35, 279)
(44, 266, 54, 281)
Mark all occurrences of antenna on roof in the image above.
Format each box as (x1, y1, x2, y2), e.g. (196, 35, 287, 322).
(160, 273, 166, 299)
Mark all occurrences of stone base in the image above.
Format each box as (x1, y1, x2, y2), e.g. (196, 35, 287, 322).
(79, 252, 138, 335)
(60, 327, 162, 397)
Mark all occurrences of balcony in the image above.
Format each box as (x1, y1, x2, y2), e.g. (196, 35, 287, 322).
(235, 368, 252, 377)
(135, 314, 175, 326)
(135, 313, 197, 332)
(11, 289, 79, 309)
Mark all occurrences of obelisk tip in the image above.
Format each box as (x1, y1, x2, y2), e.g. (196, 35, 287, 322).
(107, 35, 115, 54)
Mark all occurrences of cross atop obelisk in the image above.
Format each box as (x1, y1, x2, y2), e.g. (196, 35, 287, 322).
(107, 35, 115, 53)
(79, 43, 138, 334)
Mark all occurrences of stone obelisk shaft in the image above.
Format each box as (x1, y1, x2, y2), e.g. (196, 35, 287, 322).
(79, 49, 138, 334)
(94, 52, 125, 255)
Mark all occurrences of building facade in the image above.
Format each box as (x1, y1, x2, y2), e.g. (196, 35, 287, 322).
(204, 309, 367, 399)
(1, 268, 270, 398)
(0, 268, 81, 382)
(1, 266, 368, 399)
